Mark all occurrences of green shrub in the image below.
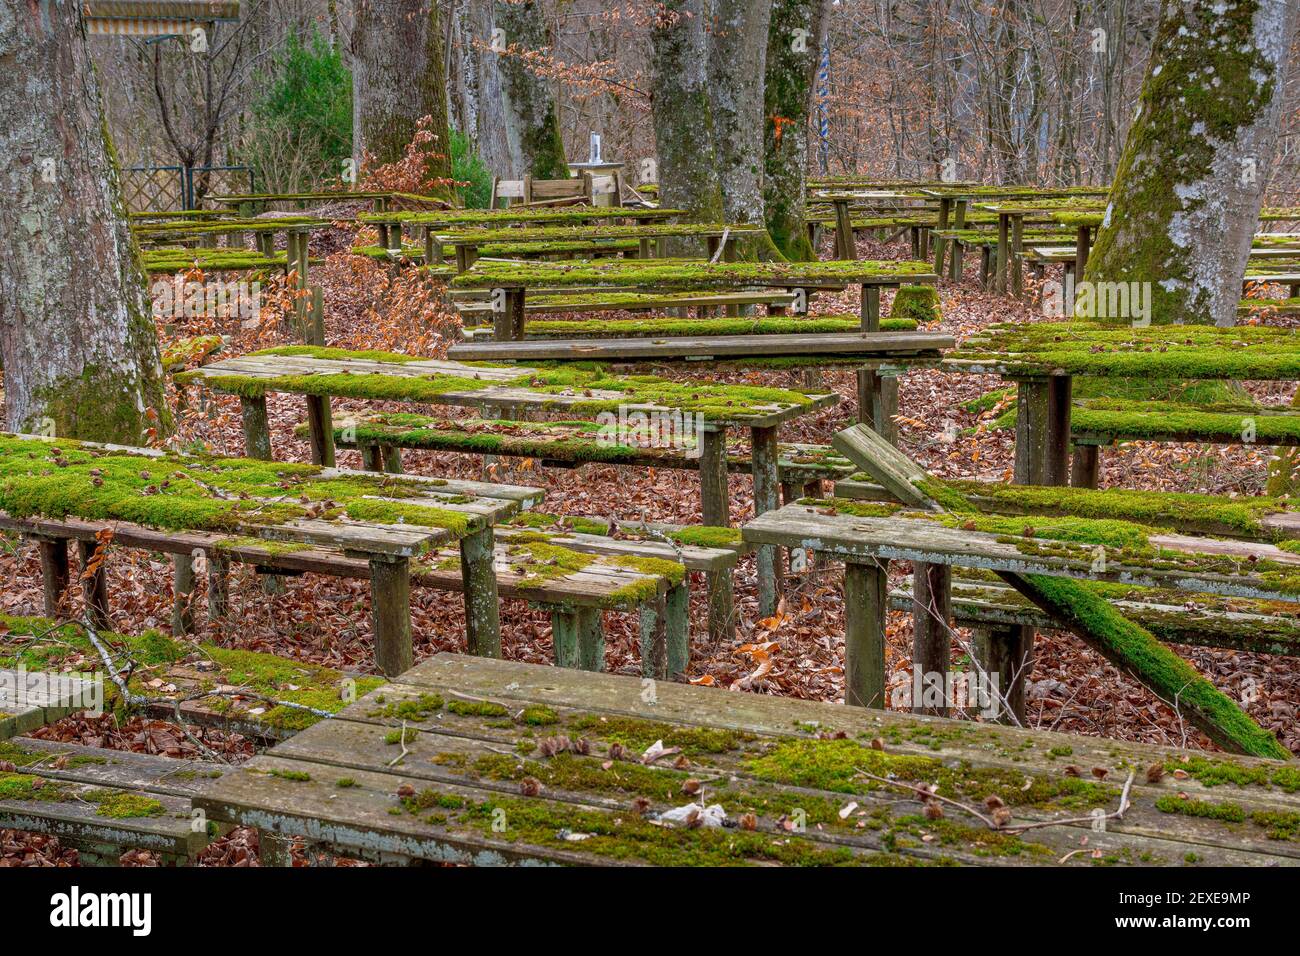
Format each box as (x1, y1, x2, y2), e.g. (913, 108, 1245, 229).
(450, 131, 493, 208)
(243, 28, 352, 193)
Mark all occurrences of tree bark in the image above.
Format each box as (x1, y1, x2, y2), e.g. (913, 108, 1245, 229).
(650, 0, 725, 238)
(762, 0, 826, 260)
(351, 0, 454, 181)
(1083, 0, 1299, 326)
(447, 0, 513, 176)
(708, 0, 778, 252)
(0, 0, 167, 443)
(494, 0, 567, 178)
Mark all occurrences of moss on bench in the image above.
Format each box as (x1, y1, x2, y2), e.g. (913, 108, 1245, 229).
(449, 257, 937, 290)
(521, 315, 920, 338)
(0, 434, 474, 536)
(183, 345, 830, 421)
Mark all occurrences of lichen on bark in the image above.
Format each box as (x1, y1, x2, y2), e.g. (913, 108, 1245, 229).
(1083, 0, 1298, 327)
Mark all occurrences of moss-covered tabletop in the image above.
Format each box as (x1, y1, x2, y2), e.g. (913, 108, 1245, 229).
(132, 216, 331, 240)
(944, 321, 1300, 380)
(176, 345, 841, 428)
(191, 652, 1300, 866)
(143, 247, 301, 275)
(449, 257, 938, 291)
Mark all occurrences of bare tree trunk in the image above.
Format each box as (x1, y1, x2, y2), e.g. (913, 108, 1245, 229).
(494, 0, 567, 178)
(447, 0, 512, 175)
(1085, 0, 1299, 326)
(352, 0, 453, 181)
(650, 0, 724, 234)
(709, 0, 773, 222)
(763, 0, 826, 259)
(0, 0, 167, 443)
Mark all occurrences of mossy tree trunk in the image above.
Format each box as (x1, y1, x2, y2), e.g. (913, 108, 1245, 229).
(1083, 0, 1298, 327)
(762, 0, 826, 261)
(351, 0, 454, 184)
(494, 0, 568, 179)
(709, 0, 784, 259)
(650, 0, 725, 253)
(0, 0, 167, 444)
(448, 0, 514, 177)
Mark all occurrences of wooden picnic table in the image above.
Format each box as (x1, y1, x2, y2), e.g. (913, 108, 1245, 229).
(430, 222, 765, 272)
(448, 258, 938, 342)
(0, 668, 96, 740)
(191, 651, 1300, 866)
(0, 433, 541, 676)
(743, 498, 1300, 710)
(178, 348, 841, 618)
(359, 206, 683, 252)
(943, 322, 1300, 486)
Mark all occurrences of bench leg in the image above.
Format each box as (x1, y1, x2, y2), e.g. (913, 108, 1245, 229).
(37, 536, 70, 617)
(362, 443, 385, 472)
(1071, 444, 1101, 489)
(382, 445, 404, 473)
(551, 606, 602, 671)
(750, 425, 782, 619)
(637, 596, 667, 678)
(843, 559, 887, 709)
(208, 552, 230, 619)
(971, 623, 1032, 725)
(370, 556, 413, 678)
(664, 581, 689, 676)
(172, 551, 196, 636)
(860, 284, 880, 332)
(460, 527, 501, 658)
(240, 395, 273, 460)
(638, 581, 689, 679)
(910, 562, 952, 717)
(305, 395, 335, 467)
(258, 831, 295, 867)
(705, 570, 735, 644)
(77, 539, 110, 630)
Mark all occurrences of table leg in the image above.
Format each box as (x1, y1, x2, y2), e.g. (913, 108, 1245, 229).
(949, 200, 967, 279)
(844, 558, 887, 708)
(751, 425, 782, 619)
(860, 284, 880, 332)
(305, 395, 334, 467)
(705, 571, 736, 644)
(855, 370, 898, 442)
(369, 556, 412, 678)
(1013, 376, 1071, 486)
(995, 214, 1009, 293)
(932, 197, 951, 275)
(834, 199, 856, 260)
(240, 396, 273, 460)
(1075, 225, 1090, 279)
(494, 288, 526, 342)
(1011, 214, 1025, 297)
(460, 527, 501, 658)
(699, 427, 729, 528)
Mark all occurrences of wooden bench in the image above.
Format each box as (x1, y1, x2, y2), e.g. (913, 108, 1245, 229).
(451, 288, 801, 320)
(0, 736, 228, 865)
(361, 205, 682, 252)
(889, 571, 1300, 658)
(192, 652, 1300, 867)
(466, 313, 922, 339)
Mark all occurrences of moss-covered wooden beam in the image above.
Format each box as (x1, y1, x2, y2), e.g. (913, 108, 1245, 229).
(133, 216, 331, 237)
(450, 257, 939, 291)
(436, 222, 765, 244)
(142, 248, 293, 275)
